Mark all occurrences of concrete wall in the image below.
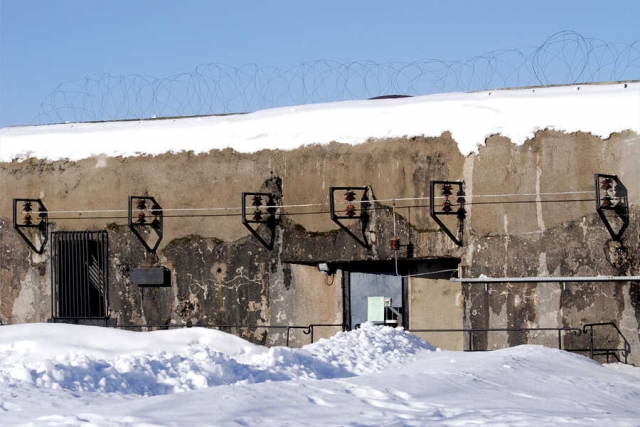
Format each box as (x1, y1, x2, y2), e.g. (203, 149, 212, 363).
(409, 278, 464, 350)
(1, 127, 640, 362)
(462, 131, 640, 363)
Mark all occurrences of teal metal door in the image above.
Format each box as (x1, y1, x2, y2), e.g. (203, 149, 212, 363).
(349, 272, 403, 328)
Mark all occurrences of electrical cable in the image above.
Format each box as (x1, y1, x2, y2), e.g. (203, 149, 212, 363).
(46, 197, 597, 221)
(37, 190, 595, 216)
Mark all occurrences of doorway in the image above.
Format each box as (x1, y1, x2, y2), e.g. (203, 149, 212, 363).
(347, 272, 406, 329)
(340, 258, 460, 331)
(51, 231, 109, 320)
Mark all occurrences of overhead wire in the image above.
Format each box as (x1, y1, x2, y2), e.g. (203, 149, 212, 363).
(40, 189, 595, 218)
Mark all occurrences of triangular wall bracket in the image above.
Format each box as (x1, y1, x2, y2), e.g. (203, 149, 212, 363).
(595, 174, 629, 241)
(128, 196, 164, 253)
(242, 192, 279, 250)
(329, 186, 370, 248)
(13, 198, 49, 254)
(429, 180, 466, 246)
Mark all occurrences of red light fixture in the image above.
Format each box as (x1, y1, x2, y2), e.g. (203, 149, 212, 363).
(390, 237, 400, 251)
(252, 195, 263, 207)
(345, 204, 357, 217)
(345, 189, 356, 201)
(136, 199, 147, 210)
(136, 211, 146, 225)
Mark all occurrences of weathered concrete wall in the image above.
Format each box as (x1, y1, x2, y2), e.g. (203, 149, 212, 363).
(0, 134, 462, 346)
(462, 130, 640, 364)
(409, 278, 464, 350)
(1, 127, 639, 362)
(0, 217, 50, 324)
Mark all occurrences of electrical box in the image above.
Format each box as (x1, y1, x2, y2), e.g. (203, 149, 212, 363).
(367, 296, 402, 326)
(367, 296, 385, 322)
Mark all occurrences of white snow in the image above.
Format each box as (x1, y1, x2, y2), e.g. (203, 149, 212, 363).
(1, 82, 639, 162)
(0, 323, 639, 426)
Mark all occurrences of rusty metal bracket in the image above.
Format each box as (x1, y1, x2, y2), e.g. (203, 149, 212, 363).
(128, 196, 163, 253)
(329, 186, 370, 248)
(13, 198, 49, 254)
(429, 180, 466, 246)
(242, 192, 278, 249)
(595, 174, 629, 241)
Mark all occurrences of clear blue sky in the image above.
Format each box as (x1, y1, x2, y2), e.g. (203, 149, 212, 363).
(1, 0, 639, 128)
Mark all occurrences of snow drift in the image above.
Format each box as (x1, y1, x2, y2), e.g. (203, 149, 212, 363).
(0, 323, 639, 426)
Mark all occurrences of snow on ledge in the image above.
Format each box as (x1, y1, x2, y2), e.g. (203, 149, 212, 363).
(1, 82, 639, 162)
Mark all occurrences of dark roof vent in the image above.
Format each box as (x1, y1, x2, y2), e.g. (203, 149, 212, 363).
(368, 95, 413, 100)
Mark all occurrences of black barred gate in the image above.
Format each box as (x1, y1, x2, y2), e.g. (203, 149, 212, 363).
(51, 231, 109, 322)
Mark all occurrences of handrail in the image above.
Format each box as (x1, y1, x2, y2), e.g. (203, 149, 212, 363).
(34, 319, 633, 363)
(582, 322, 631, 364)
(409, 326, 582, 352)
(112, 323, 345, 346)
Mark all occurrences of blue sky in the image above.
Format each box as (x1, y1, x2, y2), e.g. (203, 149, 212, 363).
(1, 0, 639, 128)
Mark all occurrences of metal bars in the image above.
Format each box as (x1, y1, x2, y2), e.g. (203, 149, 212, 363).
(51, 231, 109, 321)
(582, 322, 630, 364)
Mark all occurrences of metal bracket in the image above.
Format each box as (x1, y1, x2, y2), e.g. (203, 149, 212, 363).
(242, 192, 279, 250)
(595, 174, 629, 241)
(128, 196, 163, 253)
(329, 186, 370, 248)
(429, 180, 466, 246)
(13, 198, 49, 254)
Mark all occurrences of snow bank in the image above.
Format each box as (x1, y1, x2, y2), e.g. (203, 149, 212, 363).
(1, 82, 638, 162)
(1, 323, 640, 426)
(305, 322, 435, 374)
(0, 323, 430, 396)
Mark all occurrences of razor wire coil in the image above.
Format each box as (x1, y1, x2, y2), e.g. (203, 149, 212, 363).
(34, 31, 640, 125)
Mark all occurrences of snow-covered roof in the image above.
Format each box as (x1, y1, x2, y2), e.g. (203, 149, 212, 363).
(1, 81, 639, 162)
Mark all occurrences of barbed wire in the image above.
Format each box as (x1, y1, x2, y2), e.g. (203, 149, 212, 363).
(35, 31, 640, 125)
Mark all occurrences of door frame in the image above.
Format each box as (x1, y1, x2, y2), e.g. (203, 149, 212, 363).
(50, 230, 110, 323)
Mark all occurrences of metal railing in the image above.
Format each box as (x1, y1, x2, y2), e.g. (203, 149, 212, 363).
(22, 318, 634, 364)
(577, 322, 631, 364)
(409, 326, 582, 352)
(112, 323, 346, 346)
(410, 323, 632, 364)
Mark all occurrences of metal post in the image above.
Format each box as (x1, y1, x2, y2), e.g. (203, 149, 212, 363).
(286, 326, 291, 347)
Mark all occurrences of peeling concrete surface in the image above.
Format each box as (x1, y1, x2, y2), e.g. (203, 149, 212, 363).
(1, 130, 640, 362)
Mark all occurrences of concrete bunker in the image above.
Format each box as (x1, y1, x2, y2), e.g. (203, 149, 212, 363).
(2, 82, 640, 365)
